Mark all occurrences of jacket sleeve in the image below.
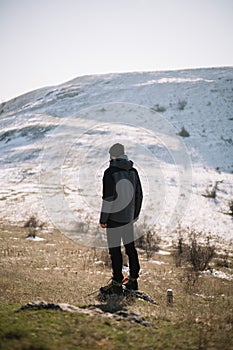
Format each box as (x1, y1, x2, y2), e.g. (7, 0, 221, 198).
(99, 170, 115, 224)
(134, 170, 143, 219)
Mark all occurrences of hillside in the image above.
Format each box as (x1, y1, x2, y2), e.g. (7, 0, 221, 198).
(0, 67, 233, 350)
(0, 67, 233, 244)
(0, 224, 232, 350)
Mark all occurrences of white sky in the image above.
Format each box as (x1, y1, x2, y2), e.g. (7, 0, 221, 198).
(0, 0, 233, 102)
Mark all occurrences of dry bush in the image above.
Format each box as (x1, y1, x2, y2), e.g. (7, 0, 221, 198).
(188, 235, 215, 272)
(180, 268, 200, 294)
(174, 230, 215, 272)
(202, 181, 222, 199)
(177, 126, 190, 137)
(174, 229, 217, 294)
(135, 227, 161, 260)
(151, 104, 166, 113)
(24, 215, 45, 238)
(228, 200, 233, 216)
(98, 248, 112, 268)
(91, 246, 135, 270)
(177, 99, 187, 110)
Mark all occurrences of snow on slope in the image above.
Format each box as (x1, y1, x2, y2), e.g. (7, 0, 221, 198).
(0, 67, 233, 246)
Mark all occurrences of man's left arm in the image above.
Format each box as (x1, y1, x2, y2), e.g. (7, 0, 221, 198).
(134, 170, 143, 220)
(99, 170, 115, 226)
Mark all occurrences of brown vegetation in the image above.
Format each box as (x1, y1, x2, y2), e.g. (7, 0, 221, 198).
(0, 223, 232, 350)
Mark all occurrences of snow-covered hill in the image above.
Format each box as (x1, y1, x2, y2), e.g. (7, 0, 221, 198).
(0, 67, 232, 246)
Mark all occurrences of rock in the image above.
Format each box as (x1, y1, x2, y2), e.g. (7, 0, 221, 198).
(18, 301, 152, 326)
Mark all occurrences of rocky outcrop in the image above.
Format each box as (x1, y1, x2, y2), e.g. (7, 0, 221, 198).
(18, 301, 152, 327)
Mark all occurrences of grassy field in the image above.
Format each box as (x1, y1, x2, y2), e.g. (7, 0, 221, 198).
(0, 224, 232, 350)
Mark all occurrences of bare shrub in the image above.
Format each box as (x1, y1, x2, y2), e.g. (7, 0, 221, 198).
(228, 200, 233, 216)
(174, 235, 184, 267)
(181, 268, 200, 294)
(221, 199, 233, 216)
(188, 234, 215, 272)
(174, 229, 216, 293)
(24, 215, 45, 238)
(202, 181, 222, 199)
(177, 126, 190, 137)
(99, 249, 112, 268)
(174, 230, 215, 272)
(151, 104, 166, 113)
(91, 225, 106, 246)
(91, 247, 127, 269)
(178, 99, 187, 110)
(135, 228, 161, 260)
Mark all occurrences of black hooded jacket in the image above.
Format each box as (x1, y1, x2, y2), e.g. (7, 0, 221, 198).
(100, 158, 143, 225)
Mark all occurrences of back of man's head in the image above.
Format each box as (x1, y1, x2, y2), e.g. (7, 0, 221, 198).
(109, 143, 125, 159)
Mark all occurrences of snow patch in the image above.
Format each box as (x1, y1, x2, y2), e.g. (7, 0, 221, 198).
(26, 236, 45, 241)
(136, 77, 214, 86)
(156, 250, 171, 256)
(149, 260, 166, 265)
(201, 269, 233, 281)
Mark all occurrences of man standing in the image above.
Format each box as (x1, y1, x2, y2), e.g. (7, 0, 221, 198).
(99, 143, 143, 295)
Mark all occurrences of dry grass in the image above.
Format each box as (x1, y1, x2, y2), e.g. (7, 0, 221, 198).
(0, 223, 233, 349)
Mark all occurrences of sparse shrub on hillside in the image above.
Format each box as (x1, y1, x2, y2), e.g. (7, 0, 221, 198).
(99, 107, 106, 112)
(24, 215, 45, 238)
(151, 104, 166, 113)
(177, 126, 190, 137)
(135, 225, 161, 260)
(220, 136, 233, 145)
(181, 267, 200, 293)
(76, 214, 95, 234)
(174, 235, 184, 267)
(188, 234, 215, 272)
(202, 181, 220, 199)
(98, 248, 112, 268)
(76, 221, 89, 233)
(175, 231, 216, 293)
(0, 125, 53, 143)
(174, 230, 215, 272)
(0, 102, 5, 114)
(177, 99, 187, 110)
(228, 200, 233, 216)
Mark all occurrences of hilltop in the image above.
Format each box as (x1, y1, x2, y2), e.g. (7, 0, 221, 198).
(0, 67, 233, 243)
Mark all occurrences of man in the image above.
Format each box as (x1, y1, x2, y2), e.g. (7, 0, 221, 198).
(99, 143, 143, 295)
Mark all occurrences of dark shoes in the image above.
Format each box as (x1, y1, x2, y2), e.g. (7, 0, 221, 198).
(123, 276, 138, 290)
(99, 277, 139, 298)
(99, 280, 123, 295)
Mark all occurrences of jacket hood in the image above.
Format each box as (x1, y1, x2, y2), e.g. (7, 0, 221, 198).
(110, 158, 133, 171)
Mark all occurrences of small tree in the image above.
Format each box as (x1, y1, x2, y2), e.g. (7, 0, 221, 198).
(178, 99, 187, 110)
(24, 216, 44, 238)
(178, 126, 190, 137)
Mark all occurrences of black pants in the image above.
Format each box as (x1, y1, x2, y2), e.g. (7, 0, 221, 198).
(106, 220, 140, 283)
